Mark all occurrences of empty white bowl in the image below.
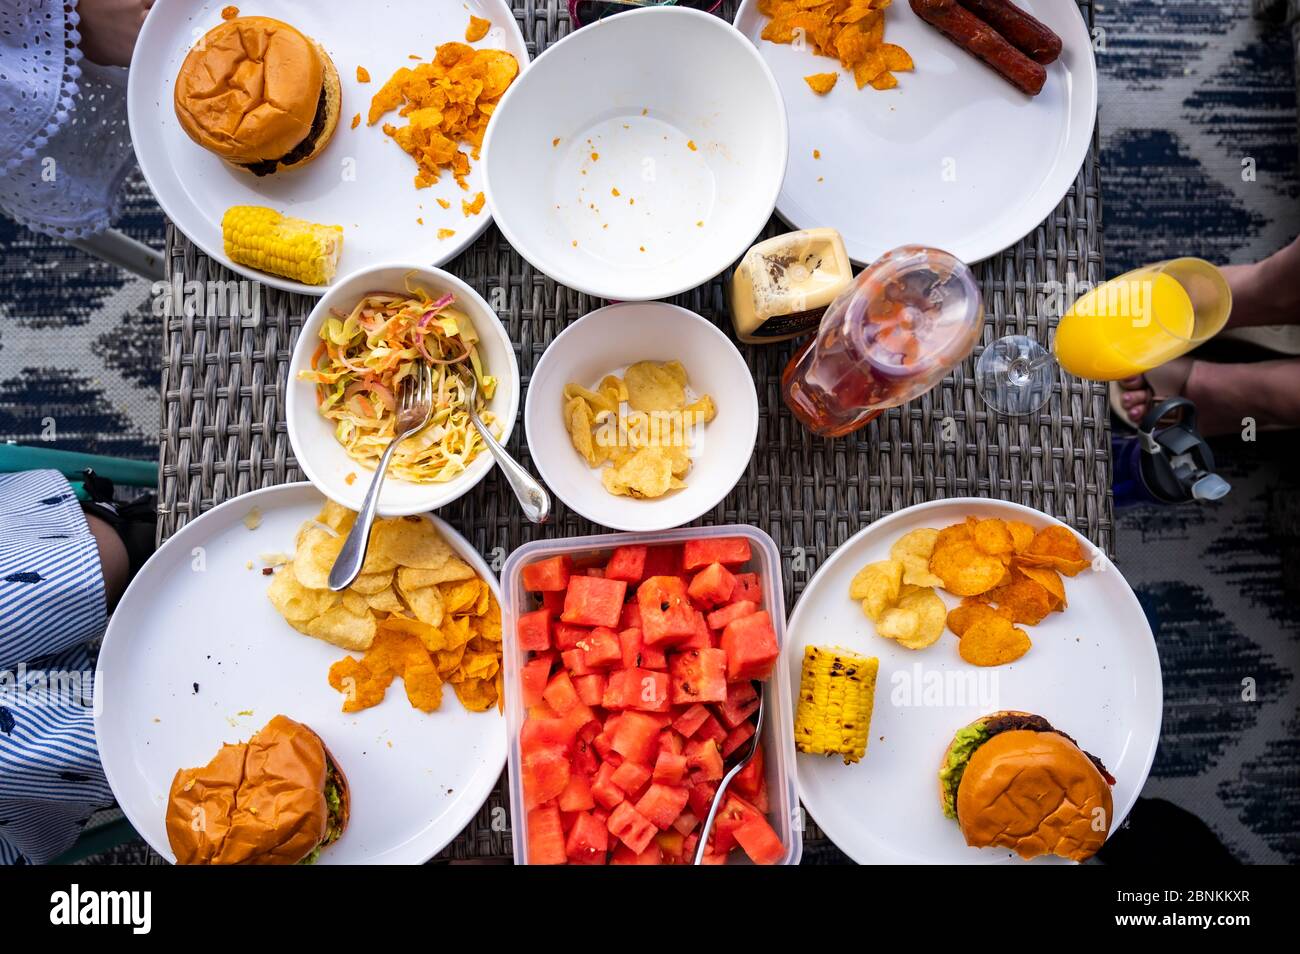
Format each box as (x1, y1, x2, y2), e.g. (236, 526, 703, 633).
(524, 302, 758, 531)
(483, 6, 789, 301)
(286, 263, 519, 517)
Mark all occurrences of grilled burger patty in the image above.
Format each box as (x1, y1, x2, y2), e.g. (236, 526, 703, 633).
(241, 87, 329, 177)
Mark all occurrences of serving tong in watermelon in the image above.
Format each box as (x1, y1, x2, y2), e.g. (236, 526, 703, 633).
(693, 680, 765, 865)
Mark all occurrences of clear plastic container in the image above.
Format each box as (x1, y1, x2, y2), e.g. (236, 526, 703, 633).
(501, 524, 803, 865)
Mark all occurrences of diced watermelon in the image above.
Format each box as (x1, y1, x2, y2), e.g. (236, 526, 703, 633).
(711, 794, 761, 854)
(721, 611, 779, 681)
(693, 712, 728, 747)
(733, 744, 764, 798)
(541, 589, 566, 617)
(558, 772, 595, 812)
(601, 670, 630, 710)
(610, 759, 651, 795)
(687, 562, 737, 607)
(721, 720, 756, 758)
(560, 649, 599, 677)
(573, 673, 607, 707)
(668, 647, 728, 704)
(685, 738, 724, 782)
(522, 747, 570, 809)
(671, 704, 711, 738)
(543, 671, 595, 727)
(673, 609, 713, 650)
(561, 575, 628, 628)
(527, 804, 567, 864)
(611, 843, 662, 865)
(554, 622, 589, 651)
(652, 750, 688, 786)
(604, 545, 648, 583)
(716, 680, 760, 728)
(522, 556, 573, 592)
(565, 810, 609, 863)
(520, 713, 579, 754)
(637, 576, 697, 646)
(618, 601, 643, 631)
(592, 723, 616, 761)
(672, 810, 698, 836)
(609, 710, 662, 765)
(591, 762, 625, 810)
(620, 667, 670, 712)
(687, 781, 718, 817)
(706, 600, 758, 631)
(578, 626, 622, 668)
(641, 544, 683, 579)
(516, 608, 552, 652)
(731, 572, 762, 604)
(682, 832, 702, 863)
(658, 729, 685, 756)
(572, 735, 599, 776)
(607, 802, 658, 854)
(682, 537, 751, 571)
(520, 656, 552, 708)
(618, 627, 667, 670)
(635, 783, 690, 830)
(733, 814, 784, 865)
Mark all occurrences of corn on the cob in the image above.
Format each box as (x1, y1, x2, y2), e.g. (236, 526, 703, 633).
(794, 645, 878, 765)
(221, 205, 343, 285)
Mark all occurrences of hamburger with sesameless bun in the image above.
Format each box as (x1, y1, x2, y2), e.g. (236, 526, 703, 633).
(166, 714, 349, 865)
(173, 16, 341, 176)
(939, 710, 1115, 862)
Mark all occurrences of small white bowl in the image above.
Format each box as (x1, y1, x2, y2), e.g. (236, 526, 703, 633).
(483, 6, 789, 301)
(525, 302, 758, 532)
(286, 263, 519, 517)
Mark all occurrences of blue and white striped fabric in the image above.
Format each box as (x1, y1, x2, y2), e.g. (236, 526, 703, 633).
(0, 470, 113, 864)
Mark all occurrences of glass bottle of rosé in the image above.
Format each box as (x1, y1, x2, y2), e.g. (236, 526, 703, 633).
(781, 246, 983, 438)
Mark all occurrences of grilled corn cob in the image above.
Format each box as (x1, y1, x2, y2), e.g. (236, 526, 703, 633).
(794, 645, 878, 765)
(221, 205, 343, 285)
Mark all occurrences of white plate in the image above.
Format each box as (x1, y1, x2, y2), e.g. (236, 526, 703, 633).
(733, 0, 1097, 265)
(786, 499, 1161, 865)
(483, 6, 788, 301)
(523, 302, 759, 532)
(128, 0, 530, 296)
(94, 483, 507, 864)
(285, 263, 520, 518)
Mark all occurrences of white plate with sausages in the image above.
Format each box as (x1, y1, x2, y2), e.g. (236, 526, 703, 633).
(733, 0, 1097, 266)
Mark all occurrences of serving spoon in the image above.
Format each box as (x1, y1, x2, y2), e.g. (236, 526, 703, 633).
(693, 681, 765, 865)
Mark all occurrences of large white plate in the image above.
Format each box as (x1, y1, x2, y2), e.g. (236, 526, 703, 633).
(786, 499, 1161, 864)
(95, 483, 507, 864)
(128, 0, 530, 295)
(733, 0, 1097, 265)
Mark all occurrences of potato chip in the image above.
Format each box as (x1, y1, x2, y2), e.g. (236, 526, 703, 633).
(805, 72, 838, 94)
(349, 571, 392, 596)
(328, 656, 391, 712)
(889, 528, 944, 587)
(894, 586, 946, 649)
(453, 677, 498, 712)
(946, 600, 1012, 638)
(400, 583, 445, 628)
(342, 591, 370, 617)
(624, 361, 687, 412)
(303, 604, 377, 651)
(403, 662, 444, 712)
(369, 515, 457, 570)
(970, 518, 1015, 556)
(397, 560, 477, 590)
(267, 568, 340, 622)
(465, 14, 491, 42)
(876, 606, 919, 642)
(929, 540, 1006, 597)
(602, 446, 674, 498)
(365, 586, 406, 614)
(441, 579, 485, 616)
(1017, 564, 1066, 608)
(959, 616, 1031, 667)
(763, 0, 908, 94)
(985, 575, 1054, 625)
(1020, 526, 1090, 576)
(1007, 520, 1036, 553)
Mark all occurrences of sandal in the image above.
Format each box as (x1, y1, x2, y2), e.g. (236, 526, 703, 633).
(1108, 358, 1194, 431)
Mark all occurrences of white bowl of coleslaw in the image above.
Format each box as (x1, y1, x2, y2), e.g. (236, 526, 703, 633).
(287, 263, 519, 517)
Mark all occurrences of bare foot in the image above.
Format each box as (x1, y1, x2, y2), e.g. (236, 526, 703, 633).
(1221, 235, 1300, 330)
(1116, 357, 1194, 425)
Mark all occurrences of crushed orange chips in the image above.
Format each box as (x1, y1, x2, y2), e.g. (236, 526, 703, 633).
(350, 112, 360, 130)
(437, 228, 456, 240)
(462, 191, 485, 216)
(356, 65, 370, 83)
(466, 14, 491, 42)
(368, 42, 519, 191)
(759, 0, 913, 91)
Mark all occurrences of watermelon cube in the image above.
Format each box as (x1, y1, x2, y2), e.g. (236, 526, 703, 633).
(527, 804, 567, 865)
(565, 810, 609, 863)
(522, 556, 573, 592)
(560, 649, 599, 677)
(561, 575, 628, 628)
(609, 710, 662, 765)
(516, 608, 552, 652)
(716, 680, 760, 728)
(685, 738, 724, 782)
(733, 814, 784, 865)
(558, 772, 595, 812)
(652, 750, 688, 786)
(731, 572, 763, 604)
(541, 589, 566, 617)
(554, 622, 589, 650)
(520, 656, 553, 708)
(572, 673, 607, 708)
(522, 747, 570, 809)
(604, 545, 648, 583)
(720, 611, 779, 681)
(591, 762, 625, 810)
(668, 648, 728, 704)
(578, 626, 622, 669)
(682, 537, 751, 571)
(610, 759, 652, 795)
(607, 802, 658, 854)
(687, 562, 737, 607)
(611, 843, 662, 865)
(635, 783, 691, 830)
(671, 703, 711, 738)
(706, 600, 759, 631)
(638, 576, 697, 646)
(641, 545, 683, 579)
(618, 626, 667, 671)
(720, 720, 756, 758)
(619, 601, 643, 630)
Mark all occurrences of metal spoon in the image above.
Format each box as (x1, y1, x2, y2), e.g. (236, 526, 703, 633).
(459, 369, 551, 524)
(328, 364, 434, 592)
(693, 681, 765, 865)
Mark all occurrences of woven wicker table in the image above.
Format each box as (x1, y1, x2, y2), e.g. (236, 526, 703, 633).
(157, 0, 1108, 863)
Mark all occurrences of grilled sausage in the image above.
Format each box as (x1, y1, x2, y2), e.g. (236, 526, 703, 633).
(957, 0, 1062, 64)
(909, 0, 1047, 96)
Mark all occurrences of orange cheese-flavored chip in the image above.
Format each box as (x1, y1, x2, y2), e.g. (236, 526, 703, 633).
(946, 600, 1013, 638)
(970, 517, 1015, 556)
(959, 616, 1031, 667)
(466, 14, 491, 42)
(760, 0, 910, 93)
(1019, 526, 1090, 576)
(929, 539, 1006, 597)
(804, 72, 838, 95)
(984, 575, 1055, 626)
(1017, 564, 1067, 608)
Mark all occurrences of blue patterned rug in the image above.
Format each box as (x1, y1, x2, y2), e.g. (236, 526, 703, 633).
(4, 2, 1298, 864)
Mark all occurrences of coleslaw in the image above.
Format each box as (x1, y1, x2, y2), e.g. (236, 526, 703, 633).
(299, 281, 500, 483)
